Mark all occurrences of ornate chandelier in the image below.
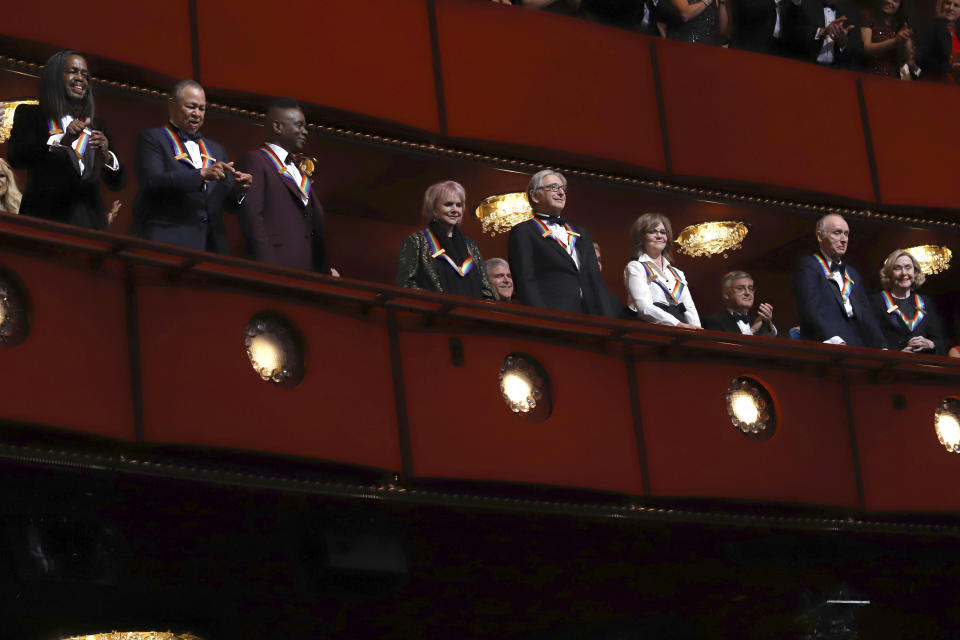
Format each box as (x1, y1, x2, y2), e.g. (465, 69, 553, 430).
(474, 192, 533, 236)
(905, 245, 951, 276)
(0, 99, 38, 143)
(675, 220, 748, 258)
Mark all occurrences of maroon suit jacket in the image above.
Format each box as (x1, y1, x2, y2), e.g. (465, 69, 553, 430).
(236, 146, 329, 273)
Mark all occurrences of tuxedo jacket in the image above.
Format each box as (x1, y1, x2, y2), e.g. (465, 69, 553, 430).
(782, 0, 864, 68)
(792, 254, 886, 347)
(8, 104, 126, 230)
(395, 229, 495, 300)
(702, 310, 777, 336)
(915, 18, 954, 77)
(236, 148, 329, 273)
(508, 217, 615, 317)
(870, 291, 947, 355)
(730, 0, 782, 54)
(132, 126, 238, 254)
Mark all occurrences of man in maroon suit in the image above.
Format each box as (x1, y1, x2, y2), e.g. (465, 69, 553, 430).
(237, 98, 337, 275)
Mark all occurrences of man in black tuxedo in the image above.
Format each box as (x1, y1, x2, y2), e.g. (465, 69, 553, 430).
(508, 170, 614, 316)
(132, 79, 252, 253)
(792, 214, 885, 347)
(702, 271, 778, 336)
(781, 0, 864, 67)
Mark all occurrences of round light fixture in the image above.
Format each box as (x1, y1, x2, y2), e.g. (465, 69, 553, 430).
(905, 245, 951, 276)
(244, 311, 305, 387)
(726, 376, 776, 439)
(934, 398, 960, 454)
(61, 633, 206, 640)
(0, 267, 30, 347)
(675, 220, 748, 258)
(475, 192, 533, 236)
(499, 353, 551, 421)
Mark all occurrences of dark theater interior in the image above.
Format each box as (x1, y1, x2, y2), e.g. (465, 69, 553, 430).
(2, 1, 960, 638)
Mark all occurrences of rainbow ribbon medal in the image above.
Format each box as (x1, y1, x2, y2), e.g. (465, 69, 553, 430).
(48, 117, 92, 158)
(163, 125, 216, 169)
(881, 291, 926, 331)
(422, 227, 474, 277)
(813, 254, 854, 309)
(532, 218, 580, 258)
(260, 146, 311, 200)
(640, 260, 685, 304)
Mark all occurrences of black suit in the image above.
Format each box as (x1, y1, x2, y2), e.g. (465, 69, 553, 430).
(870, 291, 946, 355)
(782, 0, 864, 67)
(508, 217, 614, 317)
(730, 0, 780, 54)
(792, 254, 886, 347)
(8, 104, 125, 230)
(915, 18, 954, 78)
(132, 126, 239, 253)
(702, 310, 777, 336)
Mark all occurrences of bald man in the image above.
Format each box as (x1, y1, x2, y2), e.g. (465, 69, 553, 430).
(792, 214, 884, 347)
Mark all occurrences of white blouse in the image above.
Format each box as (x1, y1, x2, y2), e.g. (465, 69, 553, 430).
(624, 253, 701, 327)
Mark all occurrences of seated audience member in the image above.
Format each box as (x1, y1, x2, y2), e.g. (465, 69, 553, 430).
(702, 270, 778, 336)
(623, 213, 701, 329)
(861, 0, 914, 78)
(8, 50, 126, 230)
(486, 257, 515, 301)
(508, 170, 614, 316)
(782, 0, 865, 68)
(792, 214, 885, 347)
(729, 0, 786, 54)
(0, 158, 23, 214)
(870, 249, 946, 354)
(132, 80, 252, 253)
(913, 0, 960, 80)
(237, 98, 336, 275)
(665, 0, 730, 44)
(397, 181, 494, 299)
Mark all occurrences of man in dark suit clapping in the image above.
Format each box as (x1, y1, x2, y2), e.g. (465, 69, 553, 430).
(236, 98, 336, 275)
(132, 80, 252, 253)
(508, 170, 614, 316)
(702, 271, 778, 336)
(792, 214, 885, 348)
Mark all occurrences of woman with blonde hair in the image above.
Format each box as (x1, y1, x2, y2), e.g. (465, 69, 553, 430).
(0, 158, 22, 214)
(623, 213, 701, 329)
(870, 248, 946, 354)
(396, 180, 494, 299)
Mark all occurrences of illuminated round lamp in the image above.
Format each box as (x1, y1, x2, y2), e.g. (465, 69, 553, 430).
(905, 245, 951, 276)
(60, 633, 206, 640)
(726, 376, 776, 440)
(244, 311, 305, 387)
(675, 220, 748, 258)
(934, 398, 960, 454)
(499, 353, 552, 422)
(475, 192, 533, 236)
(0, 267, 30, 347)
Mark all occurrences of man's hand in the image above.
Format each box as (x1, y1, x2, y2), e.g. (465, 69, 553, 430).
(107, 200, 122, 226)
(233, 169, 253, 191)
(822, 16, 853, 45)
(201, 160, 236, 182)
(751, 302, 774, 334)
(329, 267, 340, 278)
(60, 117, 90, 146)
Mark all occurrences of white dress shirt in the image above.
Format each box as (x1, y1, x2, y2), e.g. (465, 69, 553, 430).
(624, 253, 701, 327)
(266, 142, 308, 205)
(46, 115, 119, 175)
(535, 214, 580, 269)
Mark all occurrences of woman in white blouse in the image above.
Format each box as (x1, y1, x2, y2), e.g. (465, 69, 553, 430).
(623, 213, 702, 329)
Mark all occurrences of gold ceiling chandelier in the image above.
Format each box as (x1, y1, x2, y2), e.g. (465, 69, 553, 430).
(675, 220, 748, 258)
(0, 99, 38, 143)
(905, 245, 952, 276)
(61, 634, 206, 640)
(474, 192, 533, 236)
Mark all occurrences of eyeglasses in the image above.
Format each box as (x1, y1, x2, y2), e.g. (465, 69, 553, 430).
(537, 183, 567, 194)
(646, 229, 668, 237)
(732, 285, 756, 293)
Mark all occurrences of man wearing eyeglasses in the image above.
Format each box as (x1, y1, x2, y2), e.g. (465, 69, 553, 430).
(508, 169, 615, 316)
(702, 271, 777, 336)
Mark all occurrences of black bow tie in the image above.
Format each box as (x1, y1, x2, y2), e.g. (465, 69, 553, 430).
(177, 129, 202, 143)
(732, 312, 752, 323)
(536, 214, 567, 226)
(284, 153, 298, 166)
(830, 261, 845, 275)
(823, 2, 838, 10)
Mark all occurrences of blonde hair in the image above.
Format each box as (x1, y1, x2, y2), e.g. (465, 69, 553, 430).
(422, 180, 466, 223)
(0, 158, 22, 214)
(629, 213, 673, 261)
(879, 249, 925, 291)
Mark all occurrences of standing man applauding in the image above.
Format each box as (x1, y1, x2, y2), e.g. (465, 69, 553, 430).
(237, 98, 337, 275)
(133, 79, 252, 253)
